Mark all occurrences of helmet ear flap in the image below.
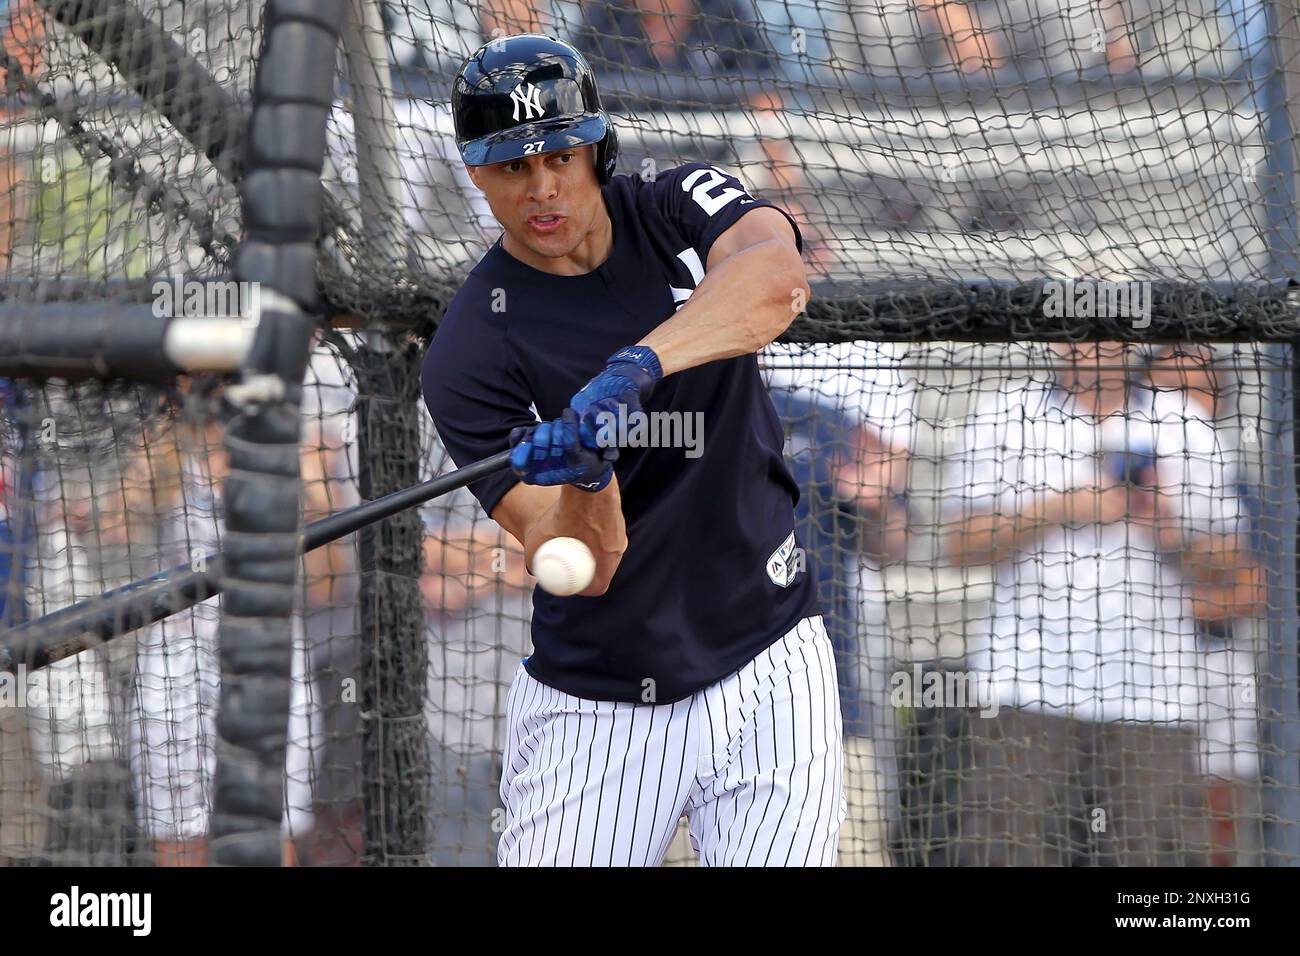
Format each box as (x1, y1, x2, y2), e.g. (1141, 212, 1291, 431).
(596, 123, 619, 185)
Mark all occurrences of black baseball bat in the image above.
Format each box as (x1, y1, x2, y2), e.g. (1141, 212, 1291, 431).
(0, 450, 512, 671)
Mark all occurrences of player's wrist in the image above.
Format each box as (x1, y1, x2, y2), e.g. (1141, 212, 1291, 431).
(608, 345, 663, 380)
(606, 345, 663, 396)
(571, 464, 614, 493)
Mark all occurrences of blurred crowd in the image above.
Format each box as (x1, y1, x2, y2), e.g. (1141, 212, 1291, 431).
(765, 339, 1271, 866)
(0, 334, 1276, 867)
(373, 0, 1275, 288)
(384, 0, 1269, 81)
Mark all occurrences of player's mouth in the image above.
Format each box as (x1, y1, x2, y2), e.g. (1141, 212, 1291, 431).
(527, 213, 566, 234)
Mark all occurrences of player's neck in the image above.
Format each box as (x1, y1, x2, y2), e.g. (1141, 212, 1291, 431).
(501, 205, 614, 277)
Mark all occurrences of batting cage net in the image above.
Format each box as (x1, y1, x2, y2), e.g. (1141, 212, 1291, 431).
(0, 0, 1298, 867)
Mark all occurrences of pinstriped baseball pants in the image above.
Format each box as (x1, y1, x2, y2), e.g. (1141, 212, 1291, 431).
(497, 615, 845, 867)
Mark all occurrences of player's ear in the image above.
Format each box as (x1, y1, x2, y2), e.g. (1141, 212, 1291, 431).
(466, 164, 484, 190)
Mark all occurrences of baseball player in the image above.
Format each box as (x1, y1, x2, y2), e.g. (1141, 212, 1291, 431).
(422, 34, 844, 867)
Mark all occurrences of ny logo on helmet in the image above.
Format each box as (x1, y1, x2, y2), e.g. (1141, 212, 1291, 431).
(509, 82, 545, 122)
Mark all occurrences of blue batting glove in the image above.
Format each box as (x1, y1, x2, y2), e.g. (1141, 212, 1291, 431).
(509, 408, 618, 492)
(569, 346, 664, 450)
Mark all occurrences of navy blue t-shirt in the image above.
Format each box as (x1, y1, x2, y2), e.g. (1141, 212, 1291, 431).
(422, 162, 817, 704)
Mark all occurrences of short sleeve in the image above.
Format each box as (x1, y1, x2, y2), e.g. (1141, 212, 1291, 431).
(653, 162, 803, 265)
(421, 305, 535, 518)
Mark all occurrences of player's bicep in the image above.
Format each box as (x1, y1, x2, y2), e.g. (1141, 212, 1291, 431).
(491, 482, 560, 549)
(705, 205, 802, 272)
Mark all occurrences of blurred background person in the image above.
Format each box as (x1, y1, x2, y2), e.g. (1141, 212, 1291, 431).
(985, 0, 1137, 75)
(0, 0, 40, 662)
(0, 375, 46, 866)
(764, 340, 917, 867)
(128, 410, 317, 866)
(916, 0, 1007, 74)
(289, 414, 358, 866)
(746, 0, 844, 82)
(740, 91, 839, 280)
(852, 0, 1142, 82)
(0, 0, 45, 269)
(421, 428, 532, 866)
(573, 0, 773, 76)
(1143, 343, 1266, 865)
(125, 414, 220, 866)
(12, 389, 181, 866)
(939, 341, 1249, 865)
(824, 0, 1008, 80)
(292, 345, 363, 866)
(382, 0, 547, 74)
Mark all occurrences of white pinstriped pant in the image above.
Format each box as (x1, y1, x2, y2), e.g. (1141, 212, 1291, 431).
(498, 615, 845, 867)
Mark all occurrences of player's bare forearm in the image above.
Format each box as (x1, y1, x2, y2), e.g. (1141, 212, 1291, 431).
(527, 485, 627, 596)
(638, 207, 809, 377)
(492, 480, 628, 596)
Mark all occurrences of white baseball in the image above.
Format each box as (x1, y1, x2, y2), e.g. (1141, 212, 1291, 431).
(533, 536, 596, 596)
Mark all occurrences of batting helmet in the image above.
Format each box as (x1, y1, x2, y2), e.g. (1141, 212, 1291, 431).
(452, 34, 619, 185)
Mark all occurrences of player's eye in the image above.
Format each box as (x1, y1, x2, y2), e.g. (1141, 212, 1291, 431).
(554, 152, 574, 164)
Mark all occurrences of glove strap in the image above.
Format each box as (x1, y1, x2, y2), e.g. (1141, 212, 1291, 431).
(573, 466, 613, 493)
(607, 345, 663, 384)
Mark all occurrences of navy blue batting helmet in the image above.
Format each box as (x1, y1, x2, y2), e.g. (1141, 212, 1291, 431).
(452, 34, 619, 185)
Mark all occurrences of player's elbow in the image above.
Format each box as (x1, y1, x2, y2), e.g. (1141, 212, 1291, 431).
(754, 243, 811, 345)
(580, 553, 624, 596)
(579, 577, 612, 597)
(572, 529, 628, 597)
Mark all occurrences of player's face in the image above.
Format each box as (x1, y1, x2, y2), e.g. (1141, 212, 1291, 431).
(468, 145, 607, 272)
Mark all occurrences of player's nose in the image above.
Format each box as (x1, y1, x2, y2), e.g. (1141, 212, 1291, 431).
(524, 162, 560, 202)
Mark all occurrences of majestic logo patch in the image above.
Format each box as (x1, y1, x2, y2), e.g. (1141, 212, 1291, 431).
(766, 531, 801, 588)
(509, 82, 545, 121)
